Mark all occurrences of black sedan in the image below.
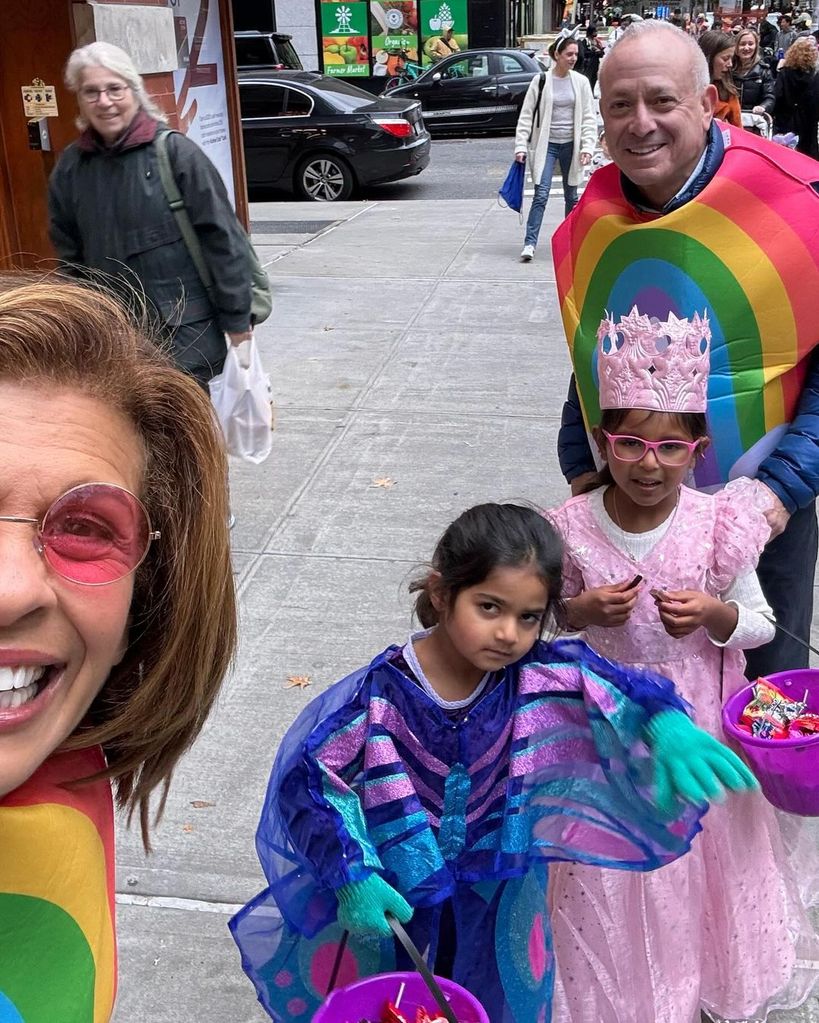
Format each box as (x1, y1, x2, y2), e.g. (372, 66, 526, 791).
(383, 48, 541, 134)
(239, 71, 430, 201)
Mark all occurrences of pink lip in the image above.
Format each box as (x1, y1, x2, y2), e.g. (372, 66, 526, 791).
(0, 649, 62, 666)
(0, 661, 66, 733)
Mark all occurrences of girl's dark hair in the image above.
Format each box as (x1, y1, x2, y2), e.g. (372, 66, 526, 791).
(577, 408, 709, 494)
(410, 503, 563, 632)
(549, 35, 579, 59)
(699, 29, 739, 97)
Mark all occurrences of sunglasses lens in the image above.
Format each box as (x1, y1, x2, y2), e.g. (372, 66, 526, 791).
(40, 484, 151, 584)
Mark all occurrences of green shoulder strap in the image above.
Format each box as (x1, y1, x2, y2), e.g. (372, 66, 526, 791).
(154, 129, 216, 297)
(154, 129, 272, 325)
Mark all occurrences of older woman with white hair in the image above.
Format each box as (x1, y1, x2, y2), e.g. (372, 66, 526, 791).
(48, 42, 253, 388)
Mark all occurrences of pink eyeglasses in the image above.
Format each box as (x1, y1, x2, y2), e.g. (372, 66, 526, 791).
(603, 431, 702, 467)
(0, 482, 160, 586)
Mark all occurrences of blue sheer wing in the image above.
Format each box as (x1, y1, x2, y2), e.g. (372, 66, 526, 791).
(501, 639, 703, 870)
(229, 890, 395, 1023)
(254, 661, 385, 937)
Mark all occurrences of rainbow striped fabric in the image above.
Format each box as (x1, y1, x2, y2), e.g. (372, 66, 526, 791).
(552, 125, 819, 488)
(0, 747, 116, 1023)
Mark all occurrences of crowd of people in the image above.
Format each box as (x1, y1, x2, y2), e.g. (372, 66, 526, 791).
(2, 14, 819, 1023)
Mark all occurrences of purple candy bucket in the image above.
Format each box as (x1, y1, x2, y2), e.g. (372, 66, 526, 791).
(312, 971, 489, 1023)
(722, 669, 819, 816)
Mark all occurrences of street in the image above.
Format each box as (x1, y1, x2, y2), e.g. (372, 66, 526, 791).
(111, 196, 819, 1023)
(253, 134, 567, 202)
(358, 135, 515, 200)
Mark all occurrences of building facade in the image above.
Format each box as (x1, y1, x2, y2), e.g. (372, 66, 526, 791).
(233, 0, 527, 82)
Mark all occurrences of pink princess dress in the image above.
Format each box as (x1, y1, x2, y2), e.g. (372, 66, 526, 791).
(546, 479, 819, 1023)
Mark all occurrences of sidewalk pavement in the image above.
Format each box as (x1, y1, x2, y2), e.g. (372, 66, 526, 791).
(112, 196, 819, 1023)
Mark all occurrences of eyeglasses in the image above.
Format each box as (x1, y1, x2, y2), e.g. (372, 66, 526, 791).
(79, 84, 130, 103)
(0, 483, 159, 586)
(603, 431, 702, 467)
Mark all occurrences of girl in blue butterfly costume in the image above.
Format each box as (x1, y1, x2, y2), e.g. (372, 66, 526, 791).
(230, 504, 757, 1023)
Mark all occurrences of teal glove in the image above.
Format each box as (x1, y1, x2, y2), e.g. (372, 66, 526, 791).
(336, 874, 413, 937)
(645, 709, 759, 815)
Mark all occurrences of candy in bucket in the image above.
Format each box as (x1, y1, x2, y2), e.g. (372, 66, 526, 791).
(313, 916, 489, 1023)
(722, 669, 819, 816)
(352, 979, 455, 1022)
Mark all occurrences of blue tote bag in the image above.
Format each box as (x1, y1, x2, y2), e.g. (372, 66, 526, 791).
(498, 159, 525, 215)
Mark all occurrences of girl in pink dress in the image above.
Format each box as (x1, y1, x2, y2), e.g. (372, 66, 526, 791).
(547, 306, 819, 1023)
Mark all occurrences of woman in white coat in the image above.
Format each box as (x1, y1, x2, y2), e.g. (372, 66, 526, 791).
(514, 34, 597, 261)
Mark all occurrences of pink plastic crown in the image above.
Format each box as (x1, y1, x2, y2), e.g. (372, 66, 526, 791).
(597, 306, 711, 413)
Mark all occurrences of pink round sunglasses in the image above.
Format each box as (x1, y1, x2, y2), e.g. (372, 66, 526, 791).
(0, 482, 160, 586)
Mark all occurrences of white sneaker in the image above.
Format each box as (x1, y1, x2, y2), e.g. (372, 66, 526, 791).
(520, 244, 535, 262)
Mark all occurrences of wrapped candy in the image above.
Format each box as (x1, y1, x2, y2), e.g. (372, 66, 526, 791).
(382, 1002, 410, 1023)
(790, 713, 819, 737)
(739, 680, 810, 739)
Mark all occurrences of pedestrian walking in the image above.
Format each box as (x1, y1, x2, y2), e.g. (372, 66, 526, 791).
(578, 24, 605, 90)
(0, 276, 236, 1022)
(547, 304, 819, 1023)
(48, 42, 255, 390)
(230, 502, 754, 1023)
(733, 29, 776, 117)
(606, 14, 625, 49)
(514, 33, 596, 261)
(774, 36, 819, 157)
(759, 10, 777, 52)
(700, 30, 743, 125)
(775, 13, 798, 58)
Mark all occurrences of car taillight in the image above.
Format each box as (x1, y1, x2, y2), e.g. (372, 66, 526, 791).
(371, 117, 413, 138)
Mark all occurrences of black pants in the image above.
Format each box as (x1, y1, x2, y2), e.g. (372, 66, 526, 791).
(745, 500, 818, 678)
(433, 898, 457, 978)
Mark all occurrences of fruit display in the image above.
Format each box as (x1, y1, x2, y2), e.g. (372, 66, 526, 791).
(324, 36, 369, 63)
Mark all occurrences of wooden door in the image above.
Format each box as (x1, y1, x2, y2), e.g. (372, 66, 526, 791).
(0, 2, 77, 268)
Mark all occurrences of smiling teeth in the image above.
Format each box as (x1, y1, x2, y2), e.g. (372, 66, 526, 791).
(0, 665, 47, 692)
(0, 681, 39, 709)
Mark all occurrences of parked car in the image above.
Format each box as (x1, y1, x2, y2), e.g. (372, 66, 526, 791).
(382, 48, 541, 133)
(239, 71, 431, 201)
(235, 31, 303, 70)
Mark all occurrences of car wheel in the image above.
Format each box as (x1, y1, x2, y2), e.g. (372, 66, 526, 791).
(296, 154, 354, 201)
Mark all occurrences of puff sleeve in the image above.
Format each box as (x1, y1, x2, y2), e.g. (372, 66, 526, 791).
(707, 477, 773, 595)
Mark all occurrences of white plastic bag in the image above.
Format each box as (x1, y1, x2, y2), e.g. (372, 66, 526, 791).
(209, 337, 272, 464)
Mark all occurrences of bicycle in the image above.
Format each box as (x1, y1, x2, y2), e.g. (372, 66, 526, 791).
(382, 47, 425, 90)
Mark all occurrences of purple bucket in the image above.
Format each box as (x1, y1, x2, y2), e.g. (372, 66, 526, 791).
(312, 971, 489, 1023)
(722, 669, 819, 816)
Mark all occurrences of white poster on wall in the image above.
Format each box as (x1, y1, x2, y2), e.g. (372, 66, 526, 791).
(169, 0, 236, 206)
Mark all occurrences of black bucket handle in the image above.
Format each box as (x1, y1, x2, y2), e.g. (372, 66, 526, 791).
(325, 913, 459, 1022)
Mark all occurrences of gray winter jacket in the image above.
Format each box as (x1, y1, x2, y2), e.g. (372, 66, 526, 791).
(48, 123, 252, 379)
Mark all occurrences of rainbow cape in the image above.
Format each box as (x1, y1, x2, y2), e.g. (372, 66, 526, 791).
(0, 747, 116, 1023)
(552, 125, 819, 488)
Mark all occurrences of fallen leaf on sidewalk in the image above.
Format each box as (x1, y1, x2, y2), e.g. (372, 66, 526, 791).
(371, 476, 396, 489)
(285, 674, 312, 689)
(182, 823, 194, 833)
(190, 800, 215, 809)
